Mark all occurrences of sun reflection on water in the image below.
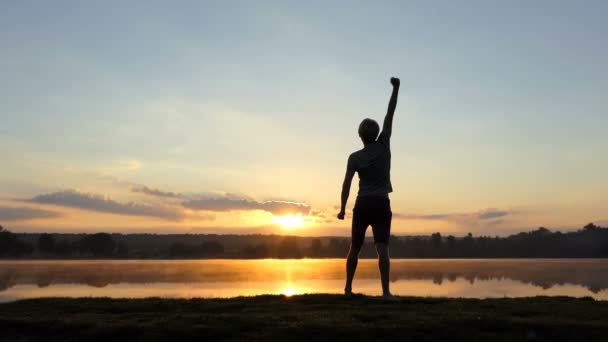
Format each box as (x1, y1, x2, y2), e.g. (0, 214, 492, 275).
(1, 259, 607, 302)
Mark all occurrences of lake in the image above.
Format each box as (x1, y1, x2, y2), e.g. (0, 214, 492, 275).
(1, 259, 607, 302)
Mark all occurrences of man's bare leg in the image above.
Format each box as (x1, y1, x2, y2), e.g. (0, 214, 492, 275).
(345, 243, 361, 296)
(375, 242, 399, 301)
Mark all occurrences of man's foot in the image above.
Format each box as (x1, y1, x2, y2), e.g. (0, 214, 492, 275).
(344, 287, 354, 297)
(382, 293, 400, 302)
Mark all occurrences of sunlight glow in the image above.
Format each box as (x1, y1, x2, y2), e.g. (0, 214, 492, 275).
(272, 214, 305, 229)
(281, 288, 298, 297)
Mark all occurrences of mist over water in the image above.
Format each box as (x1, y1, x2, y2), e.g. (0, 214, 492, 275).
(1, 259, 607, 302)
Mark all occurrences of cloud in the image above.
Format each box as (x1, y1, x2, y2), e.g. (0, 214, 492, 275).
(393, 213, 444, 220)
(0, 206, 61, 221)
(394, 208, 512, 222)
(28, 190, 184, 220)
(393, 213, 452, 220)
(477, 209, 509, 219)
(132, 186, 183, 198)
(310, 210, 327, 218)
(182, 197, 311, 216)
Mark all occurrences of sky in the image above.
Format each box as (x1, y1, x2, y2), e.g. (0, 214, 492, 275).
(1, 1, 607, 236)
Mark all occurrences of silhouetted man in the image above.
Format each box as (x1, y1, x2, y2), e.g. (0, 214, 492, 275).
(338, 77, 400, 301)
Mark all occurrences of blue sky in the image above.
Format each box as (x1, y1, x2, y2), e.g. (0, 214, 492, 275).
(1, 1, 607, 235)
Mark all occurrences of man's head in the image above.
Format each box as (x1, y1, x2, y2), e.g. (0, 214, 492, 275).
(358, 118, 379, 144)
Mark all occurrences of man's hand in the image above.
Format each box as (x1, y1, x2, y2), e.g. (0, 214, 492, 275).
(337, 211, 345, 220)
(390, 77, 400, 88)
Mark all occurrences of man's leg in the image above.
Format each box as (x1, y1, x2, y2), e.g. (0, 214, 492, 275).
(345, 243, 361, 296)
(375, 243, 398, 301)
(346, 200, 367, 296)
(371, 197, 398, 301)
(375, 242, 391, 295)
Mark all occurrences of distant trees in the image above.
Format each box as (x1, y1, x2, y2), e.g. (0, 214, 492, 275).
(239, 243, 270, 258)
(276, 236, 301, 258)
(1, 223, 607, 259)
(36, 232, 128, 258)
(328, 238, 350, 256)
(54, 240, 73, 257)
(0, 226, 33, 257)
(309, 238, 323, 256)
(38, 234, 56, 254)
(385, 224, 608, 258)
(253, 224, 608, 259)
(78, 233, 116, 257)
(584, 223, 598, 230)
(431, 232, 443, 256)
(168, 241, 224, 258)
(116, 241, 129, 256)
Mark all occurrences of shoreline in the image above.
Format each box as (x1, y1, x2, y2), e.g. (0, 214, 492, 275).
(1, 294, 607, 341)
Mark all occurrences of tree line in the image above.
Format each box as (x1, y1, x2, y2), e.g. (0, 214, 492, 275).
(1, 223, 607, 259)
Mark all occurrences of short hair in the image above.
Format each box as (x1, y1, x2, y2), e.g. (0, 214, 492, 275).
(358, 118, 380, 143)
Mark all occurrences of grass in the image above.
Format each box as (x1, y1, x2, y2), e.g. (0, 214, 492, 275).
(0, 295, 607, 341)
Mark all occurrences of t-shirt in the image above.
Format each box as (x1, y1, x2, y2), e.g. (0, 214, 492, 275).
(347, 133, 392, 198)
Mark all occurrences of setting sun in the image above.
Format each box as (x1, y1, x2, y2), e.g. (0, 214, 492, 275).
(272, 214, 305, 229)
(281, 288, 298, 297)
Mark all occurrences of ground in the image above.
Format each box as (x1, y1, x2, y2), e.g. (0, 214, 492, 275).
(0, 295, 607, 341)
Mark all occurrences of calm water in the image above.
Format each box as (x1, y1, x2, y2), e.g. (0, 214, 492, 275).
(1, 259, 607, 302)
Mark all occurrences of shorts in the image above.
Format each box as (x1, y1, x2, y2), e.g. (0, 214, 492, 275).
(351, 196, 392, 248)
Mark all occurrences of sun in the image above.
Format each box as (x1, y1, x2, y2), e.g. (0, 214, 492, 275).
(281, 288, 298, 297)
(272, 213, 305, 229)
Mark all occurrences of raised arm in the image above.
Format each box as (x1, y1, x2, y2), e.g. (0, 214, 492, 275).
(337, 157, 356, 220)
(379, 77, 400, 141)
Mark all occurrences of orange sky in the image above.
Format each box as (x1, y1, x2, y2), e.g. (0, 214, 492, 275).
(1, 2, 607, 236)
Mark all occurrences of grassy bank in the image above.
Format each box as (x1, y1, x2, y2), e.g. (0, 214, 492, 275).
(1, 295, 607, 341)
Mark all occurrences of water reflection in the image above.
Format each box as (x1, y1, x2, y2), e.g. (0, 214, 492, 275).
(0, 259, 606, 302)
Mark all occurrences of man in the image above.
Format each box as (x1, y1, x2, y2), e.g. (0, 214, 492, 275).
(338, 77, 400, 301)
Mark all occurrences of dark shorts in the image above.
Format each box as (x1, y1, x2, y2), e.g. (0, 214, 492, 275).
(351, 196, 392, 248)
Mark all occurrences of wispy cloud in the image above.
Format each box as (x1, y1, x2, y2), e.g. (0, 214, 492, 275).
(182, 197, 311, 216)
(28, 190, 184, 220)
(0, 206, 61, 221)
(131, 186, 183, 198)
(394, 208, 512, 222)
(478, 209, 509, 219)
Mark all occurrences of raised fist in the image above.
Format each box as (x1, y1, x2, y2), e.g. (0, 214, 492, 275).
(390, 77, 400, 87)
